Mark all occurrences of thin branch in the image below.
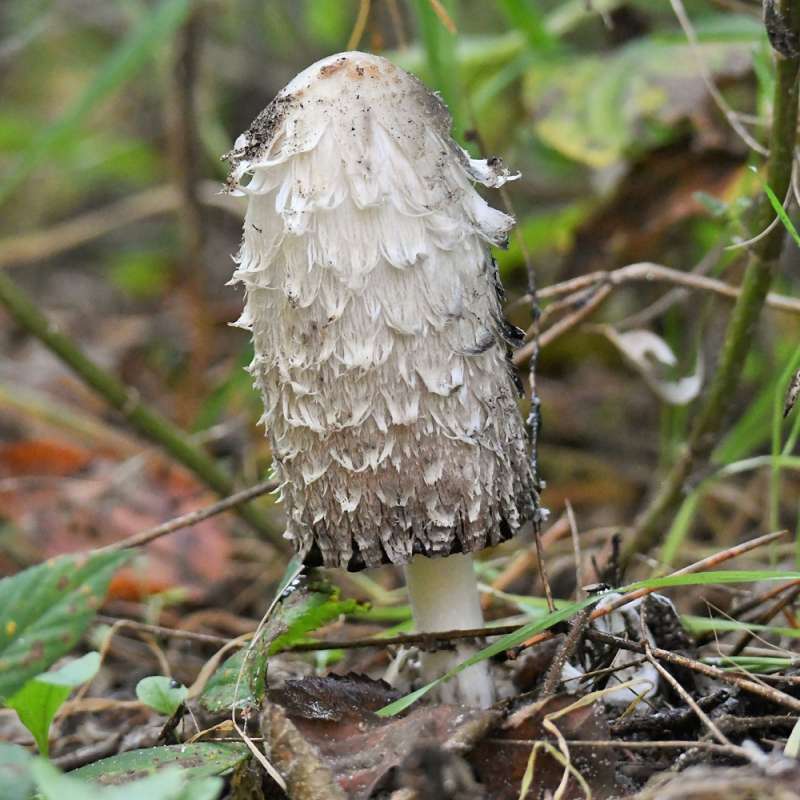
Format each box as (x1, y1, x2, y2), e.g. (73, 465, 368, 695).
(588, 628, 800, 714)
(669, 0, 768, 156)
(513, 262, 800, 365)
(515, 529, 788, 651)
(0, 270, 284, 548)
(166, 10, 213, 423)
(559, 739, 747, 754)
(0, 182, 239, 269)
(95, 615, 229, 645)
(541, 607, 593, 697)
(93, 478, 279, 554)
(616, 246, 723, 332)
(645, 644, 744, 754)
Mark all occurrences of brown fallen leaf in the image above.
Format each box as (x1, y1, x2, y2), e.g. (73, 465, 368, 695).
(469, 694, 619, 800)
(267, 674, 496, 799)
(388, 744, 484, 799)
(0, 454, 234, 600)
(0, 437, 93, 477)
(261, 700, 346, 800)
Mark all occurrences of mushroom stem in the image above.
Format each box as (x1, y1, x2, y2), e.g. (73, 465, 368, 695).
(404, 552, 494, 708)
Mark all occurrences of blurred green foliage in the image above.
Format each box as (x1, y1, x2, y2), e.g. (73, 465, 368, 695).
(0, 0, 797, 559)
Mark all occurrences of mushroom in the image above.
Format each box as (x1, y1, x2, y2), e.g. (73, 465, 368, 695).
(226, 51, 541, 707)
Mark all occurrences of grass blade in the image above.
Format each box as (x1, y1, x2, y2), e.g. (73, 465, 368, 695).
(0, 0, 192, 205)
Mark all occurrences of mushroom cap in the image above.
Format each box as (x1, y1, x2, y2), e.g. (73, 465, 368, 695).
(228, 52, 541, 570)
(226, 51, 518, 199)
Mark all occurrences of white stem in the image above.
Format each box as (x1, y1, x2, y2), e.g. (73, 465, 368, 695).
(403, 552, 495, 708)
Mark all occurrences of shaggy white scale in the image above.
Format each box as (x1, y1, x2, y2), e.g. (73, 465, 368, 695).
(226, 51, 539, 572)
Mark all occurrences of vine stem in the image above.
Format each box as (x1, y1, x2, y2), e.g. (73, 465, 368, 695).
(622, 0, 800, 568)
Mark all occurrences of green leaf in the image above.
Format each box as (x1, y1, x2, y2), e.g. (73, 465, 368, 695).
(411, 0, 466, 142)
(267, 586, 364, 655)
(763, 181, 800, 248)
(495, 0, 558, 53)
(37, 651, 102, 687)
(200, 579, 365, 713)
(0, 0, 192, 205)
(522, 20, 760, 168)
(0, 550, 131, 701)
(198, 646, 267, 714)
(0, 743, 34, 800)
(6, 651, 101, 756)
(626, 569, 800, 591)
(32, 759, 223, 800)
(71, 743, 248, 786)
(136, 676, 188, 716)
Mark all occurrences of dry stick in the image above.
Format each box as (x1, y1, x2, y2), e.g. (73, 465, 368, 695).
(621, 5, 800, 568)
(386, 0, 408, 48)
(0, 270, 284, 548)
(535, 739, 745, 754)
(588, 628, 800, 715)
(532, 262, 800, 310)
(482, 515, 571, 611)
(93, 478, 278, 554)
(347, 0, 371, 50)
(670, 0, 768, 156)
(286, 623, 524, 652)
(0, 182, 239, 269)
(566, 500, 584, 594)
(616, 247, 725, 332)
(540, 607, 593, 698)
(644, 643, 744, 754)
(512, 263, 800, 365)
(516, 529, 788, 651)
(727, 583, 800, 657)
(95, 615, 228, 646)
(166, 9, 213, 424)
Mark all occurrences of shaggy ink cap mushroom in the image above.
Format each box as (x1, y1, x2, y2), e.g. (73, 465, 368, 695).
(227, 51, 543, 707)
(225, 51, 540, 576)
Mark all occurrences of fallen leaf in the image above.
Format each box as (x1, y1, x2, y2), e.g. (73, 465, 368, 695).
(469, 694, 618, 800)
(0, 439, 93, 478)
(267, 674, 496, 799)
(261, 701, 347, 800)
(0, 456, 234, 602)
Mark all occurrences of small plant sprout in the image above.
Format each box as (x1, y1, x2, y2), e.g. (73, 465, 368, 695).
(226, 52, 541, 707)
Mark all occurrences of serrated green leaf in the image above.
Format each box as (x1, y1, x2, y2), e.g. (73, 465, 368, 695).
(0, 743, 33, 800)
(136, 676, 188, 716)
(0, 551, 131, 701)
(268, 589, 363, 655)
(71, 743, 248, 786)
(199, 582, 365, 714)
(6, 651, 101, 756)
